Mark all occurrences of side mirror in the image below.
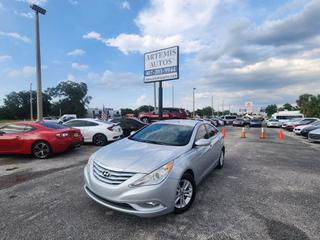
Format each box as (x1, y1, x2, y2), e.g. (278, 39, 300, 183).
(195, 138, 210, 147)
(130, 131, 136, 136)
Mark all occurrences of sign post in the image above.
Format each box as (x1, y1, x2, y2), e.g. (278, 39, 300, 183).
(144, 46, 179, 120)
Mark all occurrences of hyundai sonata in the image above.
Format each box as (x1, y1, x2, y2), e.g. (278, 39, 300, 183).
(84, 119, 225, 217)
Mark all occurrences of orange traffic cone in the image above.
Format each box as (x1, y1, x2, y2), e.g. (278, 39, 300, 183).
(260, 127, 265, 139)
(279, 129, 284, 141)
(241, 127, 246, 138)
(221, 128, 226, 138)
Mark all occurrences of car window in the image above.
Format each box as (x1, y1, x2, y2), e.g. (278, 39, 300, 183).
(205, 124, 218, 138)
(85, 121, 99, 127)
(195, 125, 209, 141)
(41, 122, 69, 129)
(0, 124, 27, 134)
(64, 120, 86, 127)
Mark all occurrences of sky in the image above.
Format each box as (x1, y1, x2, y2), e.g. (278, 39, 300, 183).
(0, 0, 319, 112)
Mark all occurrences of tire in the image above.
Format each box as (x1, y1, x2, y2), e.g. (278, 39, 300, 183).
(174, 172, 196, 214)
(32, 141, 51, 159)
(93, 133, 108, 146)
(141, 117, 150, 123)
(216, 150, 224, 169)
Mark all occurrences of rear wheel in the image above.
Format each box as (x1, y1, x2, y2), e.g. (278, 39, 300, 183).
(32, 141, 51, 159)
(174, 173, 196, 214)
(93, 133, 108, 146)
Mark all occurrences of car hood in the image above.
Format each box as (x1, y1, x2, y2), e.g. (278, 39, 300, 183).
(91, 138, 188, 173)
(310, 128, 320, 134)
(295, 124, 312, 130)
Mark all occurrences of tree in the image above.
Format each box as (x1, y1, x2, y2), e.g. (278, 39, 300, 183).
(0, 91, 51, 119)
(265, 104, 277, 117)
(195, 106, 215, 117)
(296, 94, 320, 117)
(47, 81, 91, 117)
(283, 103, 293, 111)
(120, 108, 134, 116)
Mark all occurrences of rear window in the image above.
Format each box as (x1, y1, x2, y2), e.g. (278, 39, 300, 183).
(226, 116, 237, 119)
(41, 121, 69, 129)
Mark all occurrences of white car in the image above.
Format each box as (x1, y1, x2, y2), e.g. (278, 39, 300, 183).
(293, 124, 313, 134)
(266, 118, 282, 128)
(308, 128, 320, 142)
(64, 118, 123, 146)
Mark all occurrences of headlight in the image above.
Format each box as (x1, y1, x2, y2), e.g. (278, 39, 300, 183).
(129, 161, 174, 187)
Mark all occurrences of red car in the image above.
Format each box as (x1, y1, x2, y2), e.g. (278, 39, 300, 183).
(0, 121, 83, 159)
(138, 107, 188, 123)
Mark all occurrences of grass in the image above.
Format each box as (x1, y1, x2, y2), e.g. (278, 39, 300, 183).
(0, 119, 20, 125)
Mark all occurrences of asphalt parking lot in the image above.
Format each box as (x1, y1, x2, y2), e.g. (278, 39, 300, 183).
(1, 126, 320, 240)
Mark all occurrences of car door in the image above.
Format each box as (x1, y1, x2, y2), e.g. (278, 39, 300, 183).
(190, 124, 212, 181)
(83, 121, 100, 142)
(0, 124, 26, 153)
(205, 124, 222, 167)
(64, 120, 90, 142)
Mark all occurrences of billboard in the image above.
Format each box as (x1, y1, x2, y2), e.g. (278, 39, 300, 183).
(245, 101, 253, 113)
(144, 46, 179, 83)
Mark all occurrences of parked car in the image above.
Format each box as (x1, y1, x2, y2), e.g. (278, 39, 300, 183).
(281, 118, 303, 128)
(284, 118, 318, 131)
(84, 119, 225, 217)
(232, 118, 245, 127)
(266, 118, 282, 128)
(0, 121, 83, 159)
(64, 118, 122, 146)
(308, 128, 320, 143)
(204, 118, 218, 127)
(138, 108, 187, 123)
(249, 118, 263, 127)
(300, 121, 320, 137)
(110, 117, 146, 137)
(221, 115, 237, 125)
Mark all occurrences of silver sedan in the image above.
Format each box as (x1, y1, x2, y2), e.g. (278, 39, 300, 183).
(84, 119, 225, 217)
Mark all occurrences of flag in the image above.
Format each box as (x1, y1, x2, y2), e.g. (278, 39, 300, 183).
(101, 105, 108, 121)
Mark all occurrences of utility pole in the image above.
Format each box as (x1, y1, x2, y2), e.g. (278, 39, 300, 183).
(172, 85, 174, 107)
(193, 88, 196, 118)
(158, 81, 163, 119)
(30, 4, 46, 121)
(30, 83, 33, 121)
(153, 82, 157, 113)
(211, 96, 214, 118)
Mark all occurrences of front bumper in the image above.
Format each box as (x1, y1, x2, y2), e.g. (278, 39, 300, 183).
(84, 164, 177, 217)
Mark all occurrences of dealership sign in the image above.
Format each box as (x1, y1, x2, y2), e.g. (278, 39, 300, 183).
(144, 46, 179, 83)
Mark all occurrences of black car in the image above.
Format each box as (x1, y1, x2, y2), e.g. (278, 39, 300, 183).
(301, 125, 320, 137)
(249, 118, 263, 127)
(111, 117, 146, 137)
(232, 118, 245, 127)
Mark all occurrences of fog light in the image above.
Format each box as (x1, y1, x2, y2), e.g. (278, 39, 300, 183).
(137, 201, 161, 208)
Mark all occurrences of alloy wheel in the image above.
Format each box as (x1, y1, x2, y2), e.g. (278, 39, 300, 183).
(33, 142, 50, 159)
(175, 179, 193, 209)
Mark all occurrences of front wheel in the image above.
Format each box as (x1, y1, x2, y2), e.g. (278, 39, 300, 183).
(216, 150, 224, 169)
(174, 173, 196, 214)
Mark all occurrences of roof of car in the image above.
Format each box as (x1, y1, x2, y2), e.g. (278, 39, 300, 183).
(158, 119, 204, 127)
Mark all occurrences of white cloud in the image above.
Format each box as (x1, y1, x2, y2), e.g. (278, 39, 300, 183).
(135, 94, 146, 106)
(7, 65, 47, 78)
(83, 31, 104, 41)
(122, 1, 130, 10)
(0, 55, 12, 62)
(14, 11, 33, 18)
(0, 3, 4, 10)
(69, 0, 78, 5)
(67, 74, 75, 81)
(0, 31, 31, 43)
(72, 63, 89, 71)
(17, 0, 48, 5)
(67, 49, 86, 56)
(86, 70, 142, 88)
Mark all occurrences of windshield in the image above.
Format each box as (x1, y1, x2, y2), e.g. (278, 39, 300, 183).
(129, 123, 193, 146)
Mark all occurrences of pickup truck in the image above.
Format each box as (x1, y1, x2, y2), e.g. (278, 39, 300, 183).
(138, 108, 188, 123)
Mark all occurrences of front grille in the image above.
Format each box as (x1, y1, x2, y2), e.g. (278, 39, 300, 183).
(309, 133, 320, 140)
(93, 161, 136, 185)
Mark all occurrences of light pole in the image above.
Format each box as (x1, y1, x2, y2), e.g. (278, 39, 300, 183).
(211, 95, 214, 118)
(30, 4, 46, 121)
(30, 83, 33, 121)
(193, 88, 196, 118)
(172, 85, 174, 107)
